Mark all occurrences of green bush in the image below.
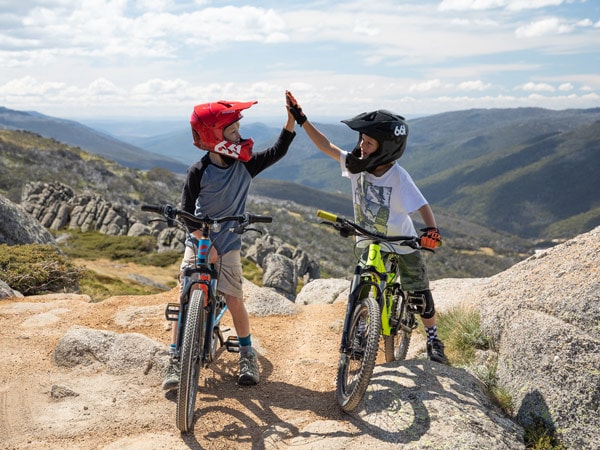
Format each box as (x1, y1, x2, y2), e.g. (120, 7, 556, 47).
(78, 270, 166, 302)
(58, 230, 157, 261)
(0, 244, 84, 295)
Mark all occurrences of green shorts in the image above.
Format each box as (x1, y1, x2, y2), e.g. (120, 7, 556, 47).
(365, 250, 429, 292)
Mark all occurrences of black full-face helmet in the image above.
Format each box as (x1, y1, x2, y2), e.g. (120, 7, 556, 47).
(342, 109, 409, 174)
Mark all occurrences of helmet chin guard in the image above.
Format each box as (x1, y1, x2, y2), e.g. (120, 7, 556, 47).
(190, 100, 257, 162)
(212, 138, 254, 162)
(342, 110, 408, 174)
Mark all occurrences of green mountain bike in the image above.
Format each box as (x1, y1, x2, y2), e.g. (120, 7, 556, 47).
(317, 209, 431, 412)
(141, 204, 271, 432)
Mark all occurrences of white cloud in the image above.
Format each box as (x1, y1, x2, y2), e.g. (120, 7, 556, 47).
(438, 0, 506, 11)
(505, 0, 564, 12)
(519, 81, 555, 92)
(0, 75, 65, 96)
(439, 0, 566, 11)
(88, 78, 122, 95)
(515, 17, 574, 38)
(558, 82, 573, 91)
(0, 1, 597, 119)
(456, 80, 493, 91)
(409, 79, 443, 93)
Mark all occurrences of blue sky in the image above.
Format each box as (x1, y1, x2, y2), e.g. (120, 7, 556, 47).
(0, 0, 598, 123)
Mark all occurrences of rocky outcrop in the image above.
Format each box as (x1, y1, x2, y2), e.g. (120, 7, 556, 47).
(0, 194, 56, 246)
(0, 280, 23, 299)
(14, 181, 320, 300)
(245, 233, 320, 299)
(21, 181, 136, 236)
(476, 225, 600, 449)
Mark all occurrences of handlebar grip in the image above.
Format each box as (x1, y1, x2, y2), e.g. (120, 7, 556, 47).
(141, 204, 163, 214)
(249, 214, 272, 224)
(317, 209, 339, 223)
(141, 204, 178, 220)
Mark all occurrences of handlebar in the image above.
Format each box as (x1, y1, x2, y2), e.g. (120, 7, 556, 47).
(316, 209, 423, 250)
(141, 204, 272, 227)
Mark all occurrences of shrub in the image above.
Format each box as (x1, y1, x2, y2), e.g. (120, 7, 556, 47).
(0, 244, 84, 295)
(58, 231, 156, 261)
(78, 270, 166, 302)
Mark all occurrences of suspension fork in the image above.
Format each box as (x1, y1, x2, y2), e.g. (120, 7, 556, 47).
(341, 267, 382, 353)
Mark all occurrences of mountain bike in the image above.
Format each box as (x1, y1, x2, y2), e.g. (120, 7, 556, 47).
(317, 209, 432, 412)
(141, 203, 272, 432)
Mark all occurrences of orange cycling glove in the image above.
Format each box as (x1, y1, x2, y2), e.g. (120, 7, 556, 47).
(420, 227, 442, 249)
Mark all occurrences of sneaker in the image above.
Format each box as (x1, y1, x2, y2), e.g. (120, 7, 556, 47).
(427, 338, 449, 364)
(162, 360, 180, 391)
(238, 353, 260, 386)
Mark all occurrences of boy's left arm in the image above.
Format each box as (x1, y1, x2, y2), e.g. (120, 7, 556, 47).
(418, 204, 437, 229)
(418, 204, 442, 248)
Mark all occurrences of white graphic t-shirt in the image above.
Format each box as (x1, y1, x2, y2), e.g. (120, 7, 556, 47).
(341, 152, 427, 254)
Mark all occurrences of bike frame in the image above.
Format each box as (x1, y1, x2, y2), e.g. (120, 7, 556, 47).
(176, 226, 226, 368)
(342, 241, 397, 354)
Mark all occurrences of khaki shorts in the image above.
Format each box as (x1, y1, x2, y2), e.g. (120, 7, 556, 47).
(180, 247, 244, 299)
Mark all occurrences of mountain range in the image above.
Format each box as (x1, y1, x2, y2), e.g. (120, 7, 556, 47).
(1, 105, 599, 240)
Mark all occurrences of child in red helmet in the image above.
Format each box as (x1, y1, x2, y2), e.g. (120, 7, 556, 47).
(162, 95, 297, 390)
(285, 91, 448, 365)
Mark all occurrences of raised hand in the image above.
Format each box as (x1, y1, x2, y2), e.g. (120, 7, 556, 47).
(285, 90, 307, 126)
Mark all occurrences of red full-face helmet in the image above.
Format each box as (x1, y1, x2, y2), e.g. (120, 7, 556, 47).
(190, 100, 257, 162)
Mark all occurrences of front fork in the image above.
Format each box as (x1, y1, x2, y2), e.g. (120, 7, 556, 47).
(340, 266, 384, 354)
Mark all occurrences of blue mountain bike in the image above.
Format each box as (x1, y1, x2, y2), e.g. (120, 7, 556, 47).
(141, 204, 271, 432)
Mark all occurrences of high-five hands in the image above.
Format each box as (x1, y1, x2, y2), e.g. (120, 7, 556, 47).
(285, 91, 307, 126)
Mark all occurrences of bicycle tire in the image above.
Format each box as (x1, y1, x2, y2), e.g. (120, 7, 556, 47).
(336, 294, 380, 412)
(176, 287, 206, 432)
(383, 300, 413, 362)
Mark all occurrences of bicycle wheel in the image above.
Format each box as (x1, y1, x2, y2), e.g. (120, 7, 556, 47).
(336, 294, 380, 412)
(176, 287, 206, 432)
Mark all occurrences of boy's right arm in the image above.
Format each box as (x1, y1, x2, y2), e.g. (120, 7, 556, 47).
(302, 120, 342, 162)
(286, 90, 342, 162)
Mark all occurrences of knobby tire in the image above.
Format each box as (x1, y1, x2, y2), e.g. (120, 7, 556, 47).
(336, 295, 380, 412)
(176, 287, 206, 432)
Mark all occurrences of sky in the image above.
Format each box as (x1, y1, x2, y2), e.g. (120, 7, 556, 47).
(0, 0, 599, 123)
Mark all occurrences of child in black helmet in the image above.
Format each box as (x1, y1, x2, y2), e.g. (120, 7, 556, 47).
(285, 91, 448, 364)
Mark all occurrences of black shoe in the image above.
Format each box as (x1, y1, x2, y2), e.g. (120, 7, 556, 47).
(238, 352, 260, 386)
(427, 338, 449, 364)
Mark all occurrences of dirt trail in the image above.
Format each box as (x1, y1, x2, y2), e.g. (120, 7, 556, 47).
(1, 287, 425, 449)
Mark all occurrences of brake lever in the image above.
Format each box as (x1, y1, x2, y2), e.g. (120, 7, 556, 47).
(229, 225, 262, 235)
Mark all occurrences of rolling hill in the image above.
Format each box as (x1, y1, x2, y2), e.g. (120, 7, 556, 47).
(0, 107, 188, 173)
(1, 105, 598, 240)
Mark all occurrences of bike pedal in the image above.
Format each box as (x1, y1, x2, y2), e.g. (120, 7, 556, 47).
(225, 336, 240, 353)
(164, 303, 180, 321)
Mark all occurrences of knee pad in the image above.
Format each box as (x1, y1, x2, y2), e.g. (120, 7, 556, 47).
(410, 289, 435, 319)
